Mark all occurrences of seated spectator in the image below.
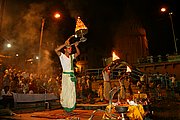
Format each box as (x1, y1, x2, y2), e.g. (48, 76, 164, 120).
(98, 83, 103, 101)
(137, 80, 142, 90)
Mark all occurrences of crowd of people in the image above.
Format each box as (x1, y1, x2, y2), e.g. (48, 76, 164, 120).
(0, 64, 179, 110)
(76, 74, 97, 102)
(137, 72, 177, 91)
(0, 66, 178, 97)
(95, 71, 179, 102)
(0, 67, 61, 96)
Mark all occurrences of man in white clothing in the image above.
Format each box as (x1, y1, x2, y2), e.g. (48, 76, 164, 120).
(102, 66, 111, 102)
(55, 38, 80, 113)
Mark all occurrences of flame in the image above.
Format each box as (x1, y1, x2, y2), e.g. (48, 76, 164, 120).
(126, 66, 131, 72)
(75, 16, 88, 34)
(112, 52, 120, 61)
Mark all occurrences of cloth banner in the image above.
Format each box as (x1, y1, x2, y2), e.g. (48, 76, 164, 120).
(13, 93, 58, 103)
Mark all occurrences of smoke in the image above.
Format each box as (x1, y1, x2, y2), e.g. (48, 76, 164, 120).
(1, 1, 59, 74)
(63, 0, 88, 19)
(40, 49, 53, 74)
(0, 0, 90, 74)
(12, 2, 49, 51)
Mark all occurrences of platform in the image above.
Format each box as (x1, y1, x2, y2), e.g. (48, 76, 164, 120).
(76, 103, 108, 110)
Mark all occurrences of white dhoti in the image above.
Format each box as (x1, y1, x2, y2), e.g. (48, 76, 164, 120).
(119, 85, 126, 99)
(59, 53, 76, 112)
(102, 70, 111, 101)
(61, 73, 76, 112)
(103, 81, 111, 101)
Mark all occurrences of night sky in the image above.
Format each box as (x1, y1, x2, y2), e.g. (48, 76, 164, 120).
(0, 0, 180, 69)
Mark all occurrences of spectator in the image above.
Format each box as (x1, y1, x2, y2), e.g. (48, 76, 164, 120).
(98, 83, 103, 101)
(2, 70, 11, 94)
(137, 80, 142, 90)
(170, 74, 176, 88)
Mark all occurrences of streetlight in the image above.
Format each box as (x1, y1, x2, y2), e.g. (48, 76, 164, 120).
(6, 43, 12, 48)
(38, 12, 61, 74)
(161, 7, 178, 54)
(39, 12, 61, 51)
(54, 12, 61, 19)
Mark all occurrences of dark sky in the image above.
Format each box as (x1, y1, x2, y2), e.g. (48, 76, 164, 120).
(84, 0, 180, 56)
(1, 0, 180, 59)
(142, 0, 180, 55)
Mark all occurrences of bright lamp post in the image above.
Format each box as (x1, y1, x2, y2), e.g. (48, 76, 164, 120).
(54, 12, 61, 19)
(38, 12, 61, 74)
(39, 12, 60, 52)
(161, 7, 178, 54)
(6, 43, 12, 48)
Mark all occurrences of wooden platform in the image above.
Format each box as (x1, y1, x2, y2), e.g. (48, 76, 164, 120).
(77, 103, 108, 107)
(76, 103, 108, 110)
(0, 99, 179, 120)
(0, 109, 103, 120)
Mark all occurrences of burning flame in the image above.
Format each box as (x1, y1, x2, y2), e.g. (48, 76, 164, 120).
(75, 16, 88, 33)
(126, 66, 131, 72)
(112, 52, 120, 61)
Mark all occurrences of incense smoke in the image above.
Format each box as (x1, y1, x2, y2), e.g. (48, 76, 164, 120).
(2, 1, 60, 74)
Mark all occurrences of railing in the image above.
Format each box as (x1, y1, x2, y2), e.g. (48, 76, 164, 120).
(137, 55, 180, 64)
(85, 68, 126, 80)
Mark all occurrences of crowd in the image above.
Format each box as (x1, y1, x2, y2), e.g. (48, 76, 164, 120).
(0, 65, 179, 109)
(0, 66, 61, 97)
(94, 71, 179, 102)
(137, 72, 177, 90)
(135, 71, 179, 100)
(0, 66, 98, 105)
(76, 74, 98, 103)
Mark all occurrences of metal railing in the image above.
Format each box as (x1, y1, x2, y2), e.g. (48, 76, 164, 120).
(85, 68, 126, 80)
